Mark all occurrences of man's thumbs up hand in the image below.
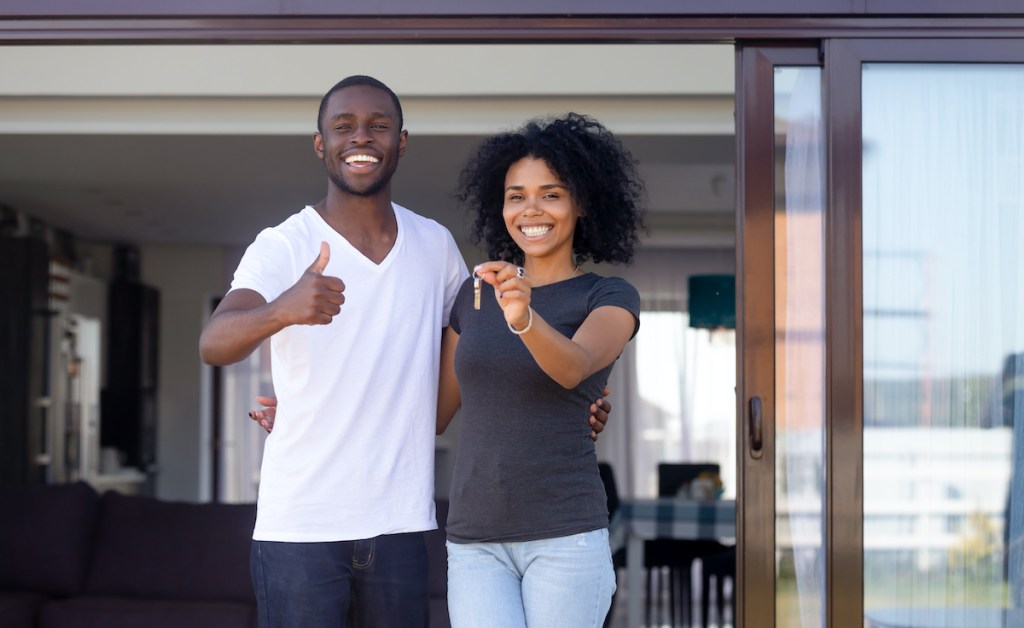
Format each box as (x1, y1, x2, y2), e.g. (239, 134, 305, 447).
(275, 241, 346, 326)
(308, 240, 331, 275)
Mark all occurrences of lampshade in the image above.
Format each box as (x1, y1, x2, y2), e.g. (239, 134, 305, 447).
(687, 274, 736, 329)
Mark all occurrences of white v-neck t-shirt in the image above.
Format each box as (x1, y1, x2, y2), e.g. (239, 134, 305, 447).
(230, 204, 467, 542)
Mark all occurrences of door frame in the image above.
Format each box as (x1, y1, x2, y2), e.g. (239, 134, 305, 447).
(736, 43, 827, 627)
(737, 36, 1024, 627)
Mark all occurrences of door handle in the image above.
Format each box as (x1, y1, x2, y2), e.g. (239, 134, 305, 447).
(749, 396, 764, 459)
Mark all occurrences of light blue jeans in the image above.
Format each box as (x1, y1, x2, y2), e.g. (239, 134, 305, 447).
(446, 528, 616, 628)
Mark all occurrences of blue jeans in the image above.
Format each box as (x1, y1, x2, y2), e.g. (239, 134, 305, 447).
(446, 528, 616, 628)
(251, 532, 428, 628)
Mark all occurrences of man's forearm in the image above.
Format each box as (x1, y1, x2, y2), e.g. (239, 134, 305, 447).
(199, 300, 286, 366)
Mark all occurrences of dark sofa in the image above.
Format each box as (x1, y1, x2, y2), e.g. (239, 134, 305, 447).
(0, 482, 452, 628)
(0, 481, 257, 628)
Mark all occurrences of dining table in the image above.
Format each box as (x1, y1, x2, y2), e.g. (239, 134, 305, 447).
(609, 497, 736, 628)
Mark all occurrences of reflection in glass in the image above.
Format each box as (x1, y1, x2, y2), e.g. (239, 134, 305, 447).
(774, 66, 826, 628)
(862, 64, 1024, 627)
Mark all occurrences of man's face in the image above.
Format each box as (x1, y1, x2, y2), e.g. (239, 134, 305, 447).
(315, 85, 407, 198)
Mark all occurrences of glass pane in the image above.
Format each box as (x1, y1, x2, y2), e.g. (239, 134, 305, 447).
(634, 311, 736, 498)
(774, 66, 827, 628)
(862, 64, 1024, 627)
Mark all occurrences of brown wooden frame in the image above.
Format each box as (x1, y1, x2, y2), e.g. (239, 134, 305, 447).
(1, 17, 1024, 44)
(2, 0, 1024, 17)
(1, 0, 1024, 46)
(823, 37, 865, 628)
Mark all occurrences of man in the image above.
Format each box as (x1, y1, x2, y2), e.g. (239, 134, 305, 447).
(200, 76, 609, 628)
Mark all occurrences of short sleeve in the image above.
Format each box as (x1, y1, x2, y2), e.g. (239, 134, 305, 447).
(440, 230, 470, 328)
(449, 277, 474, 335)
(587, 276, 641, 339)
(229, 228, 297, 303)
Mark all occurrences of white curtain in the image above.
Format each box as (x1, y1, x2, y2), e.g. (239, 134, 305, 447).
(599, 247, 736, 499)
(218, 341, 272, 503)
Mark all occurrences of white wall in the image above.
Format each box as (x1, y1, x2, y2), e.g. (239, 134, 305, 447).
(0, 44, 732, 97)
(0, 44, 734, 138)
(141, 245, 225, 501)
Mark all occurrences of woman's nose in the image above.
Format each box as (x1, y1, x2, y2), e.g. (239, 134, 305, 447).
(521, 199, 542, 215)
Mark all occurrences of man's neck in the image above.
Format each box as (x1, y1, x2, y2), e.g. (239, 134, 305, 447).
(314, 188, 398, 264)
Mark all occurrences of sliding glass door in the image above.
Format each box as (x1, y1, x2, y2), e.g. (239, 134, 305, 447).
(738, 40, 1024, 627)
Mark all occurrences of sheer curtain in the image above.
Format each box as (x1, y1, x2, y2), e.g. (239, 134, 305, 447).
(861, 64, 1024, 625)
(599, 247, 736, 499)
(775, 67, 827, 628)
(217, 341, 272, 503)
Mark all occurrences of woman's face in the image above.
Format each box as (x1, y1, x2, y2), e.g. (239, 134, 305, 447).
(501, 157, 580, 263)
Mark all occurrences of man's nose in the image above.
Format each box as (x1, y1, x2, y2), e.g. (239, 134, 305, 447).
(350, 125, 372, 143)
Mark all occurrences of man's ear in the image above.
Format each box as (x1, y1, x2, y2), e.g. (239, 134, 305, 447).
(313, 132, 324, 159)
(398, 129, 409, 158)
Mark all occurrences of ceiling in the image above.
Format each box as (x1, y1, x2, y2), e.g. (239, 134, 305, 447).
(0, 44, 737, 254)
(0, 131, 736, 252)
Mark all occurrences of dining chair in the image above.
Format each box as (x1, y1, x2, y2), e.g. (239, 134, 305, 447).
(699, 545, 736, 628)
(648, 462, 725, 627)
(600, 461, 688, 626)
(657, 462, 721, 499)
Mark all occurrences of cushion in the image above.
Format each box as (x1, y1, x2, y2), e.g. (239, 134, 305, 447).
(0, 481, 99, 595)
(39, 596, 256, 628)
(84, 491, 256, 603)
(0, 591, 49, 628)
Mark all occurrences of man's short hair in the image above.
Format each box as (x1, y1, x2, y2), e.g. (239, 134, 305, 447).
(317, 75, 404, 133)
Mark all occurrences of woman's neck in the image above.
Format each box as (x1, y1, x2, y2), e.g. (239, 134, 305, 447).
(523, 258, 580, 287)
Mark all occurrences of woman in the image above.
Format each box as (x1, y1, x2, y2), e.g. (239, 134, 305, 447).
(438, 112, 644, 628)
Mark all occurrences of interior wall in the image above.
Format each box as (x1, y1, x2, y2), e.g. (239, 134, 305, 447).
(140, 244, 225, 501)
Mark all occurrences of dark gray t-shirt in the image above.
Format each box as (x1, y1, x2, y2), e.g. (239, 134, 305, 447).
(446, 272, 640, 543)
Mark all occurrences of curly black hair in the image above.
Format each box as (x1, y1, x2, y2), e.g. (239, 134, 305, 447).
(457, 113, 646, 266)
